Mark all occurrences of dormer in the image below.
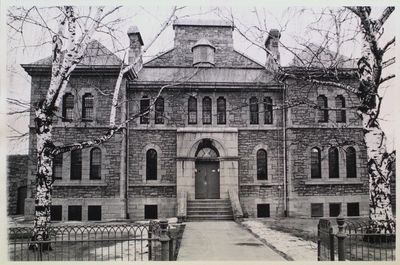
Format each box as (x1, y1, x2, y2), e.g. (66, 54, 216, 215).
(191, 38, 216, 67)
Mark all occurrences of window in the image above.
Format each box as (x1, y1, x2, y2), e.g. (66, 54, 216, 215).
(264, 97, 273, 124)
(250, 97, 259, 124)
(146, 149, 157, 180)
(68, 205, 82, 221)
(50, 205, 62, 221)
(257, 149, 268, 180)
(155, 97, 164, 124)
(257, 204, 270, 217)
(217, 97, 226, 124)
(90, 148, 101, 180)
(329, 203, 341, 217)
(144, 205, 158, 219)
(88, 206, 102, 221)
(202, 97, 212, 124)
(311, 147, 321, 179)
(311, 203, 323, 217)
(188, 96, 197, 124)
(317, 95, 328, 122)
(347, 203, 360, 216)
(62, 93, 74, 121)
(192, 38, 215, 66)
(53, 154, 63, 180)
(70, 149, 82, 180)
(82, 93, 94, 121)
(140, 96, 150, 124)
(346, 147, 357, 178)
(335, 95, 346, 123)
(329, 147, 339, 178)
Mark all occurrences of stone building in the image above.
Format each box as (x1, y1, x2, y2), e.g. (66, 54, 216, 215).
(7, 155, 29, 215)
(22, 19, 369, 222)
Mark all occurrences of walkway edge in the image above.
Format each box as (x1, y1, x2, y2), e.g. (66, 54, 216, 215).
(238, 221, 294, 261)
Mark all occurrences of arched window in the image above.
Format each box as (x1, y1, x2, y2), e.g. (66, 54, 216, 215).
(250, 97, 259, 124)
(256, 149, 268, 180)
(82, 93, 94, 121)
(335, 95, 346, 123)
(264, 97, 273, 124)
(155, 97, 164, 124)
(70, 149, 82, 180)
(90, 148, 102, 180)
(202, 97, 212, 124)
(146, 149, 157, 180)
(346, 147, 357, 178)
(217, 97, 226, 124)
(53, 154, 63, 180)
(188, 96, 197, 124)
(140, 96, 150, 124)
(317, 95, 328, 122)
(329, 147, 339, 178)
(311, 147, 321, 179)
(62, 93, 74, 122)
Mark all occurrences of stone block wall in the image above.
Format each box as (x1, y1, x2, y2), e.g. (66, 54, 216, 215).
(7, 155, 29, 215)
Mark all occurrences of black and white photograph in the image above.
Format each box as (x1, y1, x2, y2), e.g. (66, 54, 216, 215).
(3, 1, 398, 262)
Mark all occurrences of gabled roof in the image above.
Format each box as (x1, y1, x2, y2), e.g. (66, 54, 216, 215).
(31, 39, 122, 66)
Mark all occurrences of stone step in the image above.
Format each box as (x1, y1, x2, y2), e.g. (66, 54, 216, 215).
(186, 215, 234, 221)
(187, 206, 232, 211)
(187, 210, 232, 215)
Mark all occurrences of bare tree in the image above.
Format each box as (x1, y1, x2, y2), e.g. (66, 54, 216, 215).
(7, 5, 181, 248)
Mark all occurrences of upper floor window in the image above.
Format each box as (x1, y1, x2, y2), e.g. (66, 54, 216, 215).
(250, 97, 259, 124)
(140, 96, 150, 124)
(90, 148, 101, 180)
(335, 95, 346, 123)
(62, 93, 74, 122)
(346, 147, 357, 178)
(53, 154, 63, 180)
(188, 96, 197, 124)
(82, 93, 94, 121)
(317, 95, 328, 123)
(217, 97, 226, 124)
(202, 97, 212, 124)
(311, 147, 321, 179)
(264, 97, 273, 124)
(146, 149, 157, 180)
(328, 147, 339, 178)
(155, 97, 164, 124)
(70, 149, 82, 180)
(256, 149, 268, 180)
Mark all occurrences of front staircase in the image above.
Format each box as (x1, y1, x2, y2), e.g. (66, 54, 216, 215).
(186, 199, 233, 221)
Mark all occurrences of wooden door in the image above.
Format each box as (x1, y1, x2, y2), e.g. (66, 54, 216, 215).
(195, 161, 220, 199)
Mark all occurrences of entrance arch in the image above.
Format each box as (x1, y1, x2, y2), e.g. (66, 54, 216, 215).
(194, 139, 220, 199)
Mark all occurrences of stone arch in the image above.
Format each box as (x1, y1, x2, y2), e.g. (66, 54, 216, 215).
(188, 137, 226, 158)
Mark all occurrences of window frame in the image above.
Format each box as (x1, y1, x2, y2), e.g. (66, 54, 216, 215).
(256, 149, 268, 180)
(70, 149, 82, 180)
(347, 202, 360, 217)
(264, 97, 273, 124)
(335, 95, 346, 123)
(217, 97, 226, 124)
(82, 93, 94, 121)
(68, 205, 82, 221)
(346, 147, 357, 178)
(188, 96, 197, 124)
(250, 97, 259, 124)
(146, 149, 157, 181)
(88, 205, 102, 221)
(53, 153, 63, 180)
(62, 93, 74, 122)
(90, 148, 102, 180)
(317, 95, 328, 123)
(202, 97, 212, 124)
(328, 147, 339, 179)
(155, 97, 165, 124)
(140, 96, 150, 124)
(311, 203, 324, 217)
(310, 147, 322, 179)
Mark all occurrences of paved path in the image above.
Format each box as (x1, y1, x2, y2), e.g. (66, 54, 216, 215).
(177, 221, 285, 261)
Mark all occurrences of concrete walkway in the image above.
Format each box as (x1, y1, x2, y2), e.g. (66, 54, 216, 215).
(177, 221, 285, 261)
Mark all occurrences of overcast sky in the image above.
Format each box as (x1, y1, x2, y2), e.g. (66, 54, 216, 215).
(5, 4, 398, 154)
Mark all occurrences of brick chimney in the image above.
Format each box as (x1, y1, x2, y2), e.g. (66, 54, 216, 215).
(127, 25, 144, 66)
(265, 29, 281, 71)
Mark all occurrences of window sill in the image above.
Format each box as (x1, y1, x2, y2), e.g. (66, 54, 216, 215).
(54, 181, 107, 186)
(305, 179, 363, 185)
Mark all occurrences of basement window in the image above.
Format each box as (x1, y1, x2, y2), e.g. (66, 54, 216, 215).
(144, 205, 158, 219)
(329, 203, 341, 217)
(347, 203, 360, 217)
(50, 205, 62, 221)
(88, 206, 102, 221)
(311, 203, 323, 217)
(257, 204, 270, 218)
(68, 205, 82, 221)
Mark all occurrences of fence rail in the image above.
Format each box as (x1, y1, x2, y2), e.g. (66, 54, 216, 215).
(8, 220, 181, 261)
(318, 217, 396, 261)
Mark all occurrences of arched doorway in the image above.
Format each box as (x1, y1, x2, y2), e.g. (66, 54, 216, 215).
(195, 139, 220, 199)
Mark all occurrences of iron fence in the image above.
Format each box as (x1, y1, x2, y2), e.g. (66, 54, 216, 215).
(318, 217, 396, 261)
(8, 220, 181, 261)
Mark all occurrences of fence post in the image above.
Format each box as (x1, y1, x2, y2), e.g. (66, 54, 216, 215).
(317, 222, 321, 261)
(148, 228, 152, 261)
(159, 219, 170, 261)
(336, 217, 346, 261)
(329, 227, 335, 261)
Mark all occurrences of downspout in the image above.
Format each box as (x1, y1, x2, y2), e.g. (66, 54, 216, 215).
(283, 82, 288, 217)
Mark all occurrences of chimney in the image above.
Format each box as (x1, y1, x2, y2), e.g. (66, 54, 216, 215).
(127, 25, 144, 66)
(265, 29, 281, 71)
